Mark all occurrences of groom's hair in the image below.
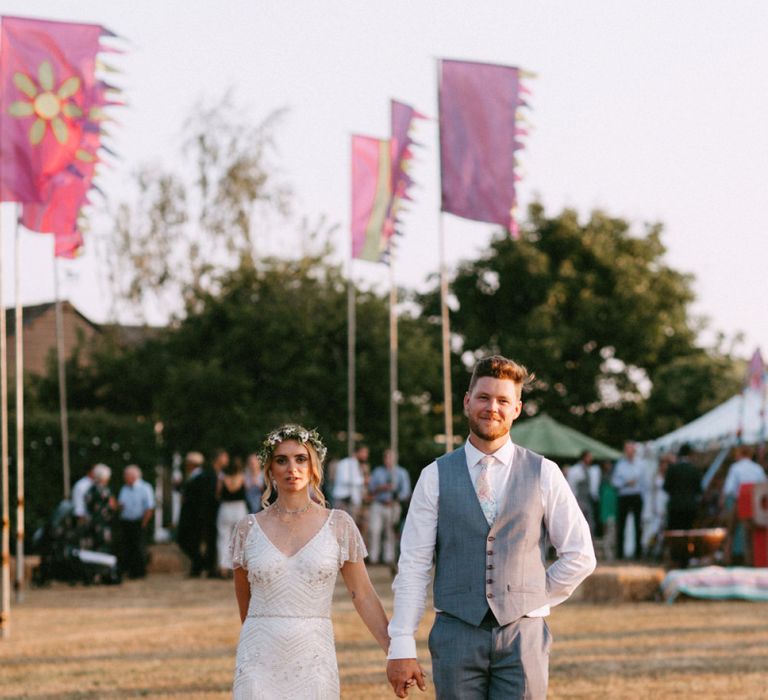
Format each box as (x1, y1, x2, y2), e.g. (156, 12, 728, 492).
(468, 355, 532, 399)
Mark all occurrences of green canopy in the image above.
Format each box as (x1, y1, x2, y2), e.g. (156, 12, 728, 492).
(510, 413, 622, 461)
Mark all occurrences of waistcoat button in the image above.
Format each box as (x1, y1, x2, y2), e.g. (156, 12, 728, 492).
(487, 579, 494, 584)
(487, 550, 493, 556)
(486, 593, 494, 599)
(487, 536, 495, 542)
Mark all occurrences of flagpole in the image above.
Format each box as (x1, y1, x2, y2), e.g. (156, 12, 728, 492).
(438, 214, 453, 450)
(54, 256, 71, 499)
(0, 205, 11, 639)
(389, 248, 398, 466)
(13, 210, 24, 603)
(347, 260, 356, 460)
(435, 59, 453, 452)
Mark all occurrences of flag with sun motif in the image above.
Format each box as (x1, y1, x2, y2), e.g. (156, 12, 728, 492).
(20, 78, 114, 256)
(0, 15, 114, 205)
(0, 15, 123, 258)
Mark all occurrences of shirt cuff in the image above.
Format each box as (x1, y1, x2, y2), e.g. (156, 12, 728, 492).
(387, 635, 418, 659)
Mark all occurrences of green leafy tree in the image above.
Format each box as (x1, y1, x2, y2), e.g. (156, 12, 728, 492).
(35, 256, 446, 471)
(421, 202, 741, 443)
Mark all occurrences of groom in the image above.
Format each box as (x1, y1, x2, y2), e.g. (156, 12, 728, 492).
(386, 355, 596, 699)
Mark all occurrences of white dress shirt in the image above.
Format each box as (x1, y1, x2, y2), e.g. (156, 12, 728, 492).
(388, 437, 596, 659)
(332, 457, 365, 506)
(611, 457, 646, 496)
(723, 458, 767, 499)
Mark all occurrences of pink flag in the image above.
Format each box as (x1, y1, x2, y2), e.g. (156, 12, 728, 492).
(438, 59, 528, 234)
(0, 15, 109, 202)
(54, 228, 83, 259)
(351, 135, 391, 262)
(20, 80, 105, 249)
(746, 349, 765, 391)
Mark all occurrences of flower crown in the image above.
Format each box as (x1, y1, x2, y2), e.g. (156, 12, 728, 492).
(258, 424, 327, 466)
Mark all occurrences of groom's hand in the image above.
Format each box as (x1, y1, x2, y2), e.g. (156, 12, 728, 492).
(387, 658, 426, 697)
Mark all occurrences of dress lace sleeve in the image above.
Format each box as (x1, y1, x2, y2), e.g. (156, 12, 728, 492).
(228, 514, 256, 570)
(330, 509, 368, 567)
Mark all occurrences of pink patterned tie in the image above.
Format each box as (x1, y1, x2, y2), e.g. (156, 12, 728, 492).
(475, 455, 497, 525)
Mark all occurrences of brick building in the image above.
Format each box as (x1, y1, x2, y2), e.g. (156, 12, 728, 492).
(6, 302, 154, 380)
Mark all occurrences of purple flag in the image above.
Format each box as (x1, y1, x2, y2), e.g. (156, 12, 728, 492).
(438, 59, 526, 234)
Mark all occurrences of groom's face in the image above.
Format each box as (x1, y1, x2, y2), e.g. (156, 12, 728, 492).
(464, 376, 522, 442)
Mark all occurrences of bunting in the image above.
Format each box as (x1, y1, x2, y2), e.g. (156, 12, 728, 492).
(383, 99, 424, 249)
(438, 59, 531, 237)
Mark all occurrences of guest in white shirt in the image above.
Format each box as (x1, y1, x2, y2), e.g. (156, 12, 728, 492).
(567, 450, 600, 534)
(386, 355, 595, 699)
(611, 441, 646, 560)
(332, 445, 369, 524)
(720, 445, 767, 563)
(71, 464, 100, 523)
(721, 445, 767, 505)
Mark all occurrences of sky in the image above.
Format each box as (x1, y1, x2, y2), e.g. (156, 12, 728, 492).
(2, 0, 768, 359)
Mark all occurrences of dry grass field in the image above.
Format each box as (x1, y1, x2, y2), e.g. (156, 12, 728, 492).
(1, 566, 767, 700)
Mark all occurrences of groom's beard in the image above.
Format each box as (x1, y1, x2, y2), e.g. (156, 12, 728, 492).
(467, 413, 510, 442)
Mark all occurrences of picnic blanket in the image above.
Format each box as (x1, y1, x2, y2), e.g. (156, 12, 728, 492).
(661, 566, 768, 602)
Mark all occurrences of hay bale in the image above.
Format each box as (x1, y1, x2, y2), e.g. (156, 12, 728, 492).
(9, 554, 40, 582)
(572, 564, 665, 603)
(147, 543, 187, 574)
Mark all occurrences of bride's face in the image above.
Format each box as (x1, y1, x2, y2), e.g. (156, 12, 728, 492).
(271, 440, 311, 495)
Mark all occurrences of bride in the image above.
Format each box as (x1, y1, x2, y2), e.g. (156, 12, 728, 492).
(228, 424, 390, 699)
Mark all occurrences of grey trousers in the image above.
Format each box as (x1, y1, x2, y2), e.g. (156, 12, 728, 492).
(428, 612, 551, 700)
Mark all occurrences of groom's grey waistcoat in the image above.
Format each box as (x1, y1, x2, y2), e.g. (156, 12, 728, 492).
(433, 445, 549, 627)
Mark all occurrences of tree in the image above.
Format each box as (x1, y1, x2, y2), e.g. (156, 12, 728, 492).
(102, 92, 292, 320)
(35, 255, 446, 469)
(421, 202, 741, 444)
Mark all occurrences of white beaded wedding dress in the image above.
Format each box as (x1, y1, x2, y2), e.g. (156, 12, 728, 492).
(228, 508, 367, 699)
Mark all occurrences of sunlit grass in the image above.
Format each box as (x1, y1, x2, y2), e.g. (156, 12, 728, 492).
(1, 565, 766, 699)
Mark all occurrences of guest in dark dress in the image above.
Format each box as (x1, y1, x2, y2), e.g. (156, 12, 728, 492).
(216, 459, 248, 577)
(84, 463, 117, 553)
(179, 449, 229, 577)
(663, 443, 702, 530)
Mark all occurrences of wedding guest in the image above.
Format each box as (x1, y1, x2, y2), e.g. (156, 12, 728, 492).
(216, 458, 248, 577)
(367, 449, 411, 566)
(663, 444, 702, 530)
(612, 441, 646, 559)
(117, 465, 155, 579)
(84, 463, 117, 553)
(243, 452, 265, 513)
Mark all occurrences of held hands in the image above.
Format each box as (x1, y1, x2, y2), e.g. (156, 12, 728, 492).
(387, 658, 426, 698)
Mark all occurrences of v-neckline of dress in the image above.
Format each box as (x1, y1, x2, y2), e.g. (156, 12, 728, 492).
(253, 510, 333, 559)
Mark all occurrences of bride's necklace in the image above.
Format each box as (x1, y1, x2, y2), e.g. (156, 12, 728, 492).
(273, 500, 311, 515)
